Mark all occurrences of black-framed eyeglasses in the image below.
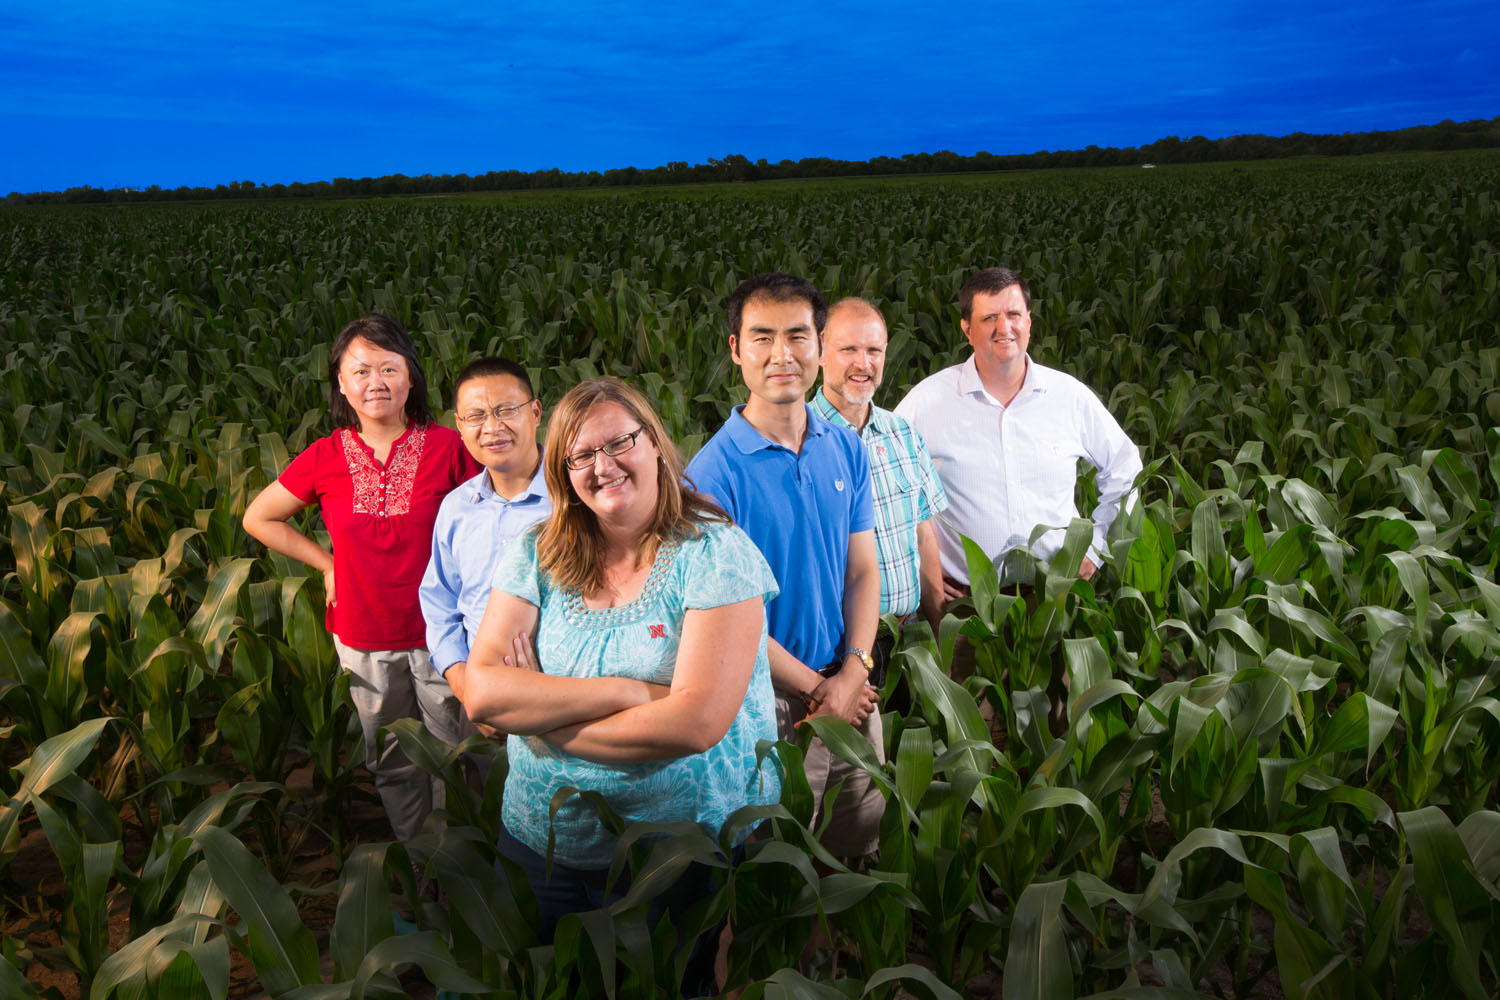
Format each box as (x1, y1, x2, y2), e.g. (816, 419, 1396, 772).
(457, 398, 535, 427)
(564, 427, 648, 470)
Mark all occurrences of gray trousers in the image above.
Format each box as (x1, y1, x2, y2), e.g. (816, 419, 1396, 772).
(337, 638, 447, 839)
(334, 639, 473, 841)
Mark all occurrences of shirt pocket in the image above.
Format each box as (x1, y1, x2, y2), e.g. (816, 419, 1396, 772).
(1014, 433, 1079, 494)
(871, 447, 921, 508)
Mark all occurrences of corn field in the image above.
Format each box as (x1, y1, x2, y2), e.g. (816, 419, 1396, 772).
(2, 152, 1499, 999)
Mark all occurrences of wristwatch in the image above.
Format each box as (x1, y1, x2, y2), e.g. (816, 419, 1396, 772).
(843, 646, 875, 674)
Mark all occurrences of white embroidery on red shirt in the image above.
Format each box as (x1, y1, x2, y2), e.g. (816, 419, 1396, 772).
(340, 425, 428, 516)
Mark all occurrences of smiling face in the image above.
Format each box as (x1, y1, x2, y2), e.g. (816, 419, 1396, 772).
(730, 293, 820, 407)
(820, 304, 887, 409)
(454, 373, 541, 478)
(564, 400, 661, 523)
(336, 336, 411, 429)
(961, 284, 1031, 374)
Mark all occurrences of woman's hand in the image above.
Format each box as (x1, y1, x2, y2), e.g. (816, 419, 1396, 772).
(243, 482, 335, 580)
(323, 568, 336, 608)
(504, 631, 541, 672)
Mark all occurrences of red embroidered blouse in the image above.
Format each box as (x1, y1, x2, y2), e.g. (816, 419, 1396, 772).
(279, 422, 481, 650)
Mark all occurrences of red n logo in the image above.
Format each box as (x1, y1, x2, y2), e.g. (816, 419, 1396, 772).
(648, 624, 666, 639)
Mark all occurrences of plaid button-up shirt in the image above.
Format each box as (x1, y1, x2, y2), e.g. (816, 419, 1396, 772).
(812, 391, 948, 617)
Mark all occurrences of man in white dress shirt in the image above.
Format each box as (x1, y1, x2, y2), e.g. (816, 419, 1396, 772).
(894, 266, 1142, 599)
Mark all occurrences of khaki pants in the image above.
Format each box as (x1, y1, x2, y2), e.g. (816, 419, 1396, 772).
(775, 693, 886, 858)
(333, 639, 441, 842)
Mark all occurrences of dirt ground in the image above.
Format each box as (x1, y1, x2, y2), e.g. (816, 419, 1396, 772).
(3, 765, 404, 1000)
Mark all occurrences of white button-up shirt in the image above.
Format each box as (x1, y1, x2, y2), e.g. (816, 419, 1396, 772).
(895, 355, 1142, 584)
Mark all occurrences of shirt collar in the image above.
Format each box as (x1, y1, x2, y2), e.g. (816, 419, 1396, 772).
(472, 446, 547, 504)
(725, 403, 826, 454)
(956, 354, 1039, 407)
(811, 389, 892, 438)
(809, 390, 850, 428)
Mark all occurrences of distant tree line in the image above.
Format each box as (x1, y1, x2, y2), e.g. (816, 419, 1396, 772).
(7, 116, 1498, 205)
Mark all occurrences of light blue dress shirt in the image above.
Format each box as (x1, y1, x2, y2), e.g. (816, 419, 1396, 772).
(419, 456, 551, 675)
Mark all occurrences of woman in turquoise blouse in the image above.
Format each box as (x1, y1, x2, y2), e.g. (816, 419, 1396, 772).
(448, 376, 780, 991)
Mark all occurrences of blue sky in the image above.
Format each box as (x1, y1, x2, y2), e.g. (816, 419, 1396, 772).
(2, 1, 1495, 194)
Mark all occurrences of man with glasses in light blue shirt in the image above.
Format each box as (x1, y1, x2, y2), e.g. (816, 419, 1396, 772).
(419, 357, 550, 766)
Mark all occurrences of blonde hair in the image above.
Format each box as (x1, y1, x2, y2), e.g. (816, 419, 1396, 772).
(537, 377, 728, 595)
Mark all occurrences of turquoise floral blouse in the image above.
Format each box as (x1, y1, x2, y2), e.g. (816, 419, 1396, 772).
(492, 520, 782, 869)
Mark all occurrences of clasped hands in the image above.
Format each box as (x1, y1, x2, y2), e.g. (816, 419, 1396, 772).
(800, 663, 878, 729)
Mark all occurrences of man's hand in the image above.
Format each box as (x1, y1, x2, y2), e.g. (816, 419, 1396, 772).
(1079, 557, 1098, 581)
(806, 669, 878, 727)
(323, 568, 337, 608)
(941, 574, 970, 604)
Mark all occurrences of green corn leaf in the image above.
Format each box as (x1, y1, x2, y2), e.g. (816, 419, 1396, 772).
(893, 724, 935, 823)
(961, 534, 1000, 628)
(904, 644, 989, 751)
(0, 717, 111, 854)
(149, 940, 230, 1000)
(186, 558, 253, 665)
(741, 967, 850, 1000)
(431, 832, 536, 958)
(1399, 806, 1491, 1000)
(1243, 865, 1339, 1000)
(863, 963, 963, 1000)
(342, 931, 491, 1000)
(194, 824, 319, 995)
(88, 914, 222, 1000)
(328, 844, 394, 979)
(1457, 811, 1500, 884)
(0, 597, 46, 689)
(1062, 636, 1112, 696)
(1004, 878, 1071, 1000)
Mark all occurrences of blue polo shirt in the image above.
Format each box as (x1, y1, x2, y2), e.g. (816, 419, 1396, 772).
(686, 405, 873, 671)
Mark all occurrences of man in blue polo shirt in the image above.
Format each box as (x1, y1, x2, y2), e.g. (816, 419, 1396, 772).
(687, 273, 884, 858)
(419, 357, 550, 771)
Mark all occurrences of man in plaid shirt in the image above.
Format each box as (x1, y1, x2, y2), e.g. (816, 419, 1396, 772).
(812, 298, 949, 674)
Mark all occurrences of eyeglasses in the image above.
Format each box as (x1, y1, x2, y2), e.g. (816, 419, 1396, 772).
(456, 399, 535, 427)
(564, 427, 648, 470)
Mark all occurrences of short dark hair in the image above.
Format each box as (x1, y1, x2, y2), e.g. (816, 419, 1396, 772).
(959, 267, 1031, 320)
(454, 356, 534, 399)
(328, 314, 432, 429)
(726, 273, 827, 339)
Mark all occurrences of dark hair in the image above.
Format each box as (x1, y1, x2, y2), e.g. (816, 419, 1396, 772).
(327, 314, 432, 429)
(726, 273, 828, 339)
(454, 356, 534, 399)
(959, 267, 1031, 320)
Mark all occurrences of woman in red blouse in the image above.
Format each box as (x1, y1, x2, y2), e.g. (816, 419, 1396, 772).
(244, 314, 480, 841)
